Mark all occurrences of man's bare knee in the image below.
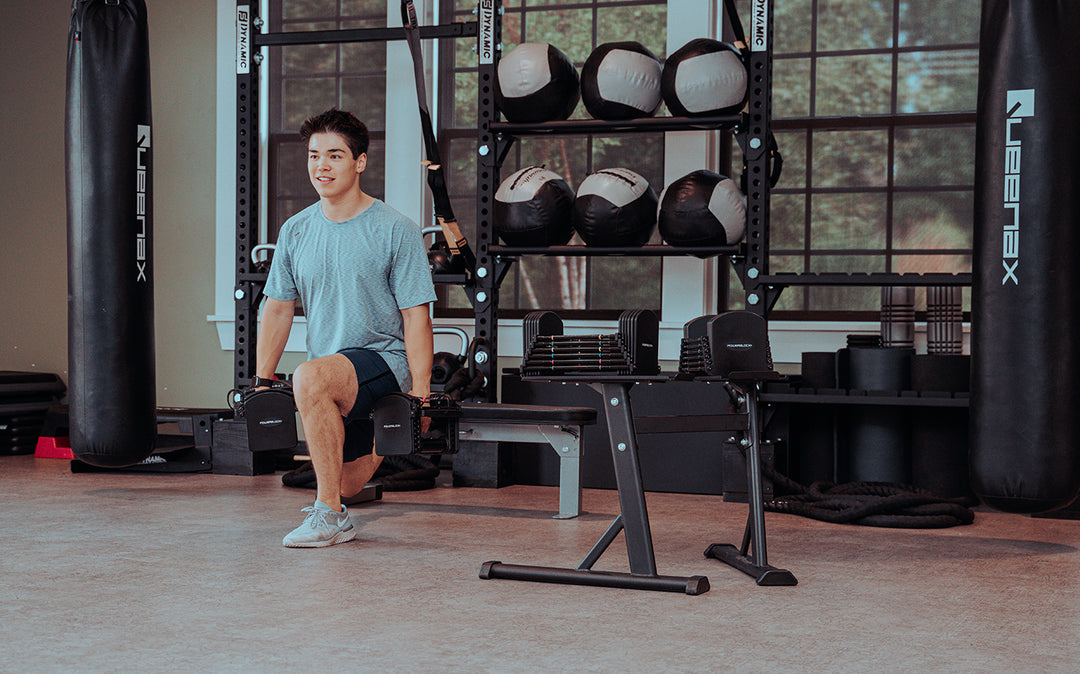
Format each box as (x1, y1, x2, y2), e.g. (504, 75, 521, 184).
(291, 361, 324, 412)
(293, 356, 355, 417)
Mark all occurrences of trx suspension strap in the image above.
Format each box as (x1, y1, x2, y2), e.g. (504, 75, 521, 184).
(401, 0, 476, 272)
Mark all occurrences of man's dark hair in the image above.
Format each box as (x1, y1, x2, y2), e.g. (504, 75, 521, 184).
(299, 108, 369, 159)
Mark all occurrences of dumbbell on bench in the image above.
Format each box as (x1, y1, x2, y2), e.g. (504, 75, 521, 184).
(371, 392, 462, 456)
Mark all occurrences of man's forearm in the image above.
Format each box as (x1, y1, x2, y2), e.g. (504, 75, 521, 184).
(256, 298, 296, 380)
(401, 305, 433, 397)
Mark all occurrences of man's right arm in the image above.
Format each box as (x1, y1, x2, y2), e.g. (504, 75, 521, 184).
(255, 297, 296, 380)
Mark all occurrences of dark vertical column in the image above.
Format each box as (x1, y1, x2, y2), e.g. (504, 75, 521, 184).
(471, 0, 501, 401)
(234, 1, 262, 388)
(740, 0, 774, 315)
(66, 0, 156, 467)
(971, 0, 1080, 513)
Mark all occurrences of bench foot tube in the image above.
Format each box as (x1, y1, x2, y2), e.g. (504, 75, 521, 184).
(479, 561, 710, 595)
(703, 544, 797, 586)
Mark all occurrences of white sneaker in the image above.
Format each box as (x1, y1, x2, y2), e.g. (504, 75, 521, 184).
(282, 502, 356, 548)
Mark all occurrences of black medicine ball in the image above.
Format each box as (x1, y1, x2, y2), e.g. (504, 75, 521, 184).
(572, 168, 658, 247)
(658, 170, 746, 252)
(495, 166, 576, 247)
(496, 43, 580, 123)
(580, 42, 664, 120)
(661, 38, 747, 117)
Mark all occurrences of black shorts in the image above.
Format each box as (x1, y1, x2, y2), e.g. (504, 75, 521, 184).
(339, 348, 400, 462)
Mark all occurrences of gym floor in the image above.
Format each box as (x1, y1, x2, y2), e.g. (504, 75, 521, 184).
(4, 454, 1078, 671)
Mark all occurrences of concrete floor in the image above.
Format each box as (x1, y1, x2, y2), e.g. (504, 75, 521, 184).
(3, 454, 1078, 672)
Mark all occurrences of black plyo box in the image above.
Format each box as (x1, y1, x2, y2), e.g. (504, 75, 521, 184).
(1, 371, 66, 454)
(212, 418, 278, 476)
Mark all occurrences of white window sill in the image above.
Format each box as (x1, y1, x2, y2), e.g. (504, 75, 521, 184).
(207, 314, 971, 367)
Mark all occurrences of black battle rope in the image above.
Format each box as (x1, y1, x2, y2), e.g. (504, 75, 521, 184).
(401, 0, 476, 271)
(281, 454, 439, 492)
(742, 446, 975, 528)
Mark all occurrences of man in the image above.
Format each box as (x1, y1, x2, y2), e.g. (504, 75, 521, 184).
(256, 108, 436, 547)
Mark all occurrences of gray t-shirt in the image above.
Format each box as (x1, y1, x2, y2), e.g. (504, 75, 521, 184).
(264, 199, 437, 390)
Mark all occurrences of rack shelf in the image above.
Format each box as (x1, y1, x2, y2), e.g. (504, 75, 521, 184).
(758, 272, 972, 287)
(490, 114, 741, 137)
(760, 388, 969, 408)
(491, 244, 741, 258)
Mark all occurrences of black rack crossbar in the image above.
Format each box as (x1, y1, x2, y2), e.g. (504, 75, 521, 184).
(760, 390, 970, 408)
(254, 21, 477, 47)
(759, 272, 972, 286)
(491, 114, 741, 136)
(772, 111, 977, 131)
(493, 245, 740, 258)
(633, 414, 749, 435)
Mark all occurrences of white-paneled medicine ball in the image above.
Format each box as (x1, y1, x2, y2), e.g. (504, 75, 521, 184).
(658, 170, 746, 251)
(661, 38, 747, 117)
(494, 166, 576, 247)
(572, 168, 658, 247)
(495, 43, 580, 123)
(580, 42, 663, 120)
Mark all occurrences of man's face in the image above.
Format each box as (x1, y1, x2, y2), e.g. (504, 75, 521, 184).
(307, 131, 365, 200)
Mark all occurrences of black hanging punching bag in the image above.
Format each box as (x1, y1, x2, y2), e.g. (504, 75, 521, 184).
(66, 0, 157, 467)
(971, 0, 1080, 512)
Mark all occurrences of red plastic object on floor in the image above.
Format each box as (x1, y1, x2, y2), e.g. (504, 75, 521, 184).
(35, 436, 75, 460)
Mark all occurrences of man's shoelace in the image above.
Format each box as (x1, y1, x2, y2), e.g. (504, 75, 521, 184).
(300, 505, 333, 529)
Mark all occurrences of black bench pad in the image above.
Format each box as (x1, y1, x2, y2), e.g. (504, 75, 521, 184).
(459, 402, 597, 425)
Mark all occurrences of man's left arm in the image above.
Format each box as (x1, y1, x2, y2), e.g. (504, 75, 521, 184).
(401, 303, 433, 401)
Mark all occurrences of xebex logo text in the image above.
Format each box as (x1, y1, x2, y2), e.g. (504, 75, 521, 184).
(135, 125, 150, 282)
(1001, 89, 1034, 286)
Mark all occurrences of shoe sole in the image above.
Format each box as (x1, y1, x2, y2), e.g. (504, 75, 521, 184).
(282, 526, 357, 548)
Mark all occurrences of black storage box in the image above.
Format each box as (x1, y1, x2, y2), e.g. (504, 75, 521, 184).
(1, 371, 66, 455)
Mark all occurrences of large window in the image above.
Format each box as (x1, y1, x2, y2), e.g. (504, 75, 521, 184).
(265, 0, 389, 243)
(255, 0, 978, 324)
(439, 0, 669, 318)
(735, 0, 979, 318)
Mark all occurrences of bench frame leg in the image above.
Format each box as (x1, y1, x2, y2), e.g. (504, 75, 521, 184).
(457, 422, 584, 518)
(703, 382, 797, 586)
(481, 382, 710, 595)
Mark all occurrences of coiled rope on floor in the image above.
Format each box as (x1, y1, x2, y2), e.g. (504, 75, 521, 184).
(282, 454, 440, 493)
(761, 464, 975, 529)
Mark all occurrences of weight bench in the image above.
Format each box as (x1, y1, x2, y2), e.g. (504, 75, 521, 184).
(456, 402, 597, 519)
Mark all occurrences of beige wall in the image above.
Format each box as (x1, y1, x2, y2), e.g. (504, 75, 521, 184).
(0, 0, 232, 409)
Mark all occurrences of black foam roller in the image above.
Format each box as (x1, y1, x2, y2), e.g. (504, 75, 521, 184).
(843, 347, 913, 484)
(791, 352, 837, 485)
(911, 355, 972, 500)
(971, 0, 1080, 513)
(66, 0, 157, 467)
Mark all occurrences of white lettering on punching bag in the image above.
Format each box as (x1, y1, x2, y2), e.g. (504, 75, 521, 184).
(136, 125, 150, 282)
(1002, 89, 1034, 286)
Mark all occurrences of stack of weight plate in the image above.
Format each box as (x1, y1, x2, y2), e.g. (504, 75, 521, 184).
(520, 309, 660, 376)
(1, 371, 66, 455)
(678, 314, 716, 377)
